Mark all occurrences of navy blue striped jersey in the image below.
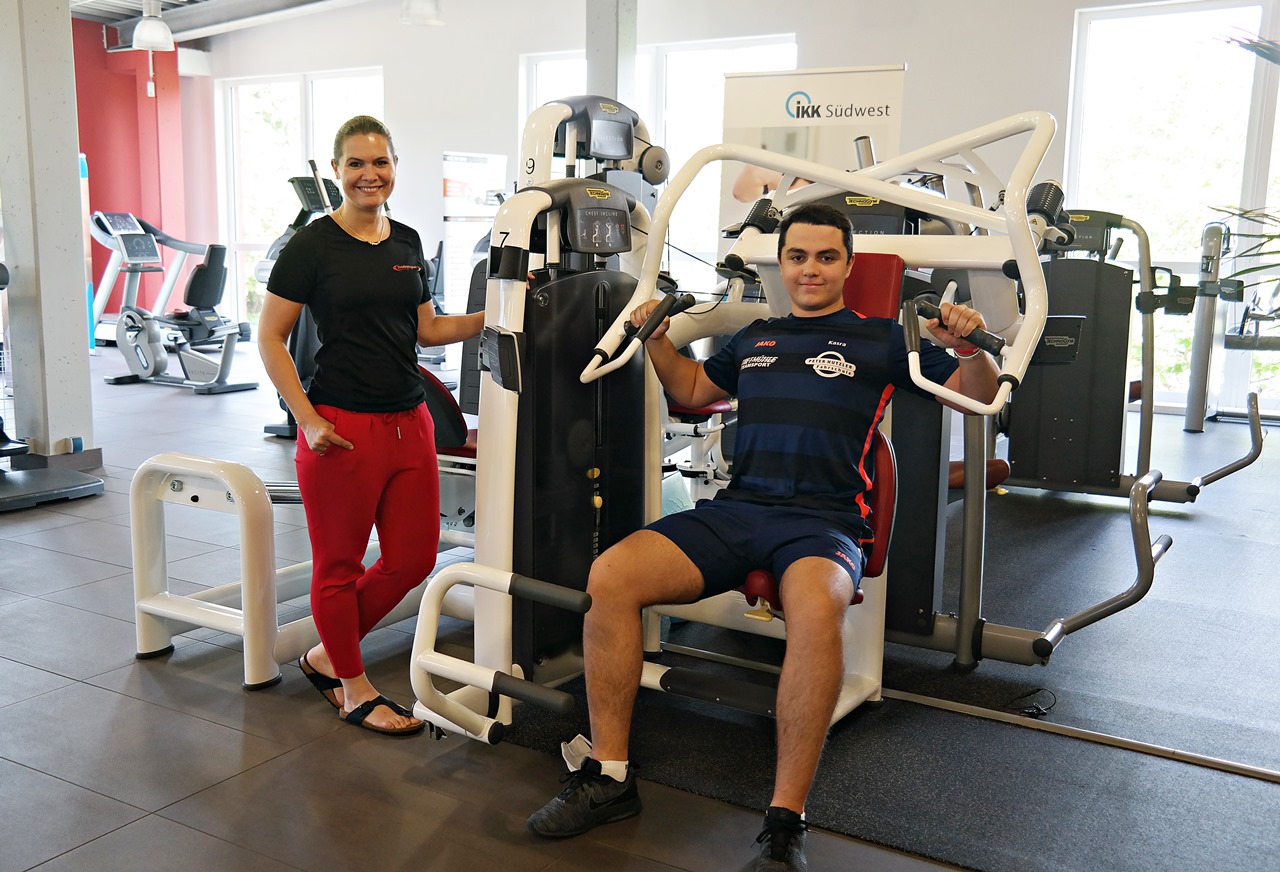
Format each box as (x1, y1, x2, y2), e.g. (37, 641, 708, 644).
(702, 308, 958, 526)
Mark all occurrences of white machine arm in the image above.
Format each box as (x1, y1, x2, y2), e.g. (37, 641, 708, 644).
(581, 112, 1060, 416)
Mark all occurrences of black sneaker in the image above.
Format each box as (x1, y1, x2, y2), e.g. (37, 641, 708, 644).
(527, 757, 642, 838)
(754, 806, 808, 872)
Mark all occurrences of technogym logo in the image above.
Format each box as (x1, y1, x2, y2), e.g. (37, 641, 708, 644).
(785, 90, 892, 121)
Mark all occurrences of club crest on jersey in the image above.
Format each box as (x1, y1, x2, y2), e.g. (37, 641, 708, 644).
(805, 351, 857, 378)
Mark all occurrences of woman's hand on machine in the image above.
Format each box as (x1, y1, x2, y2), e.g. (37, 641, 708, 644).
(300, 415, 354, 456)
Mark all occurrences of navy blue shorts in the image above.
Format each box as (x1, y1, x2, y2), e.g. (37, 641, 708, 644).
(647, 498, 868, 599)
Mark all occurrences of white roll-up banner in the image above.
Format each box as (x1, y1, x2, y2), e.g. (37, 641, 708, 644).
(719, 65, 905, 250)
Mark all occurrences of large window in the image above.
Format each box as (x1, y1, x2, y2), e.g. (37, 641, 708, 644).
(217, 69, 383, 326)
(1069, 1, 1279, 413)
(522, 36, 797, 289)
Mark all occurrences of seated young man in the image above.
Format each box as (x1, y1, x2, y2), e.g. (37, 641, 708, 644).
(527, 202, 1000, 871)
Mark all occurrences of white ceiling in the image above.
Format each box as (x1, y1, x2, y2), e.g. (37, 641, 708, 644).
(69, 0, 212, 25)
(68, 0, 366, 42)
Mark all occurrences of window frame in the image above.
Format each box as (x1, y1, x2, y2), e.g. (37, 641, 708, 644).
(519, 33, 798, 149)
(1066, 0, 1280, 413)
(214, 67, 383, 325)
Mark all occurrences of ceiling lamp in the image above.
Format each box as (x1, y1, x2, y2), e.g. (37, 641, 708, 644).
(401, 0, 445, 26)
(132, 0, 175, 52)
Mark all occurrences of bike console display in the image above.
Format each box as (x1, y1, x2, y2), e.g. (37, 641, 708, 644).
(118, 233, 162, 265)
(93, 212, 163, 266)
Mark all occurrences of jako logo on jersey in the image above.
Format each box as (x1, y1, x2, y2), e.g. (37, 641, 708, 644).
(806, 351, 857, 378)
(392, 264, 422, 272)
(754, 340, 777, 347)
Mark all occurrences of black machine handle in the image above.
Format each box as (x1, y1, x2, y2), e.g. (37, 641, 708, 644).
(509, 573, 592, 613)
(623, 293, 698, 344)
(910, 296, 1007, 357)
(492, 672, 576, 715)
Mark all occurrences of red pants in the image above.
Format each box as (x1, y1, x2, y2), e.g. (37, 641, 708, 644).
(296, 403, 440, 678)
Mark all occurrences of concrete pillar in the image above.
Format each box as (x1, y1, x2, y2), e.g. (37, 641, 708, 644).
(585, 0, 637, 106)
(0, 0, 101, 469)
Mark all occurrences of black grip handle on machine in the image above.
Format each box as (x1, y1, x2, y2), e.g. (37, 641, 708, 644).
(508, 573, 592, 614)
(492, 671, 577, 715)
(487, 573, 592, 716)
(911, 295, 1007, 357)
(623, 292, 699, 344)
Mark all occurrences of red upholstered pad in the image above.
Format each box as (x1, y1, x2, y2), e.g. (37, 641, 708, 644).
(440, 430, 478, 460)
(419, 365, 472, 453)
(947, 458, 1011, 491)
(668, 399, 735, 417)
(742, 568, 866, 611)
(842, 252, 905, 319)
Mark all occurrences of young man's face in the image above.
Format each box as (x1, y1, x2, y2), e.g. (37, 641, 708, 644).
(777, 222, 853, 316)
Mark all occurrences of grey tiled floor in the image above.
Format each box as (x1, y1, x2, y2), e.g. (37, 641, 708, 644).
(0, 345, 953, 872)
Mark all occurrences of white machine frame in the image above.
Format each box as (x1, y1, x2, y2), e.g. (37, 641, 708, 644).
(130, 451, 476, 688)
(410, 111, 1076, 741)
(593, 112, 1173, 672)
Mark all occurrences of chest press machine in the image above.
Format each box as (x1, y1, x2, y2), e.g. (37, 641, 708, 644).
(407, 109, 1177, 743)
(406, 97, 670, 741)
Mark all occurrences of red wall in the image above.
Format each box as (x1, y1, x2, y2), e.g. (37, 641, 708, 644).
(73, 19, 186, 313)
(181, 75, 220, 250)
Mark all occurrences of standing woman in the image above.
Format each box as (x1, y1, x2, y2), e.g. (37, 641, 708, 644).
(260, 116, 484, 736)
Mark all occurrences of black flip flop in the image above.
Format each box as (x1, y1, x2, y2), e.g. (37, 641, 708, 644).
(298, 653, 342, 710)
(339, 695, 425, 736)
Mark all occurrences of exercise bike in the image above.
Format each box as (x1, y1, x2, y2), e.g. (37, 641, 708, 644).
(90, 211, 250, 349)
(93, 214, 257, 394)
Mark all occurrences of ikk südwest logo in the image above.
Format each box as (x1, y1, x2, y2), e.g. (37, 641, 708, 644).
(786, 91, 817, 119)
(784, 90, 892, 122)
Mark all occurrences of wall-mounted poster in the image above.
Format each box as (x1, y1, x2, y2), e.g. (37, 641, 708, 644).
(440, 151, 508, 316)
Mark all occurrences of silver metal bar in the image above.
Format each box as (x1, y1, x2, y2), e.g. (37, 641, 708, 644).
(1189, 392, 1267, 493)
(1036, 470, 1171, 657)
(953, 413, 988, 668)
(883, 688, 1280, 785)
(660, 641, 782, 676)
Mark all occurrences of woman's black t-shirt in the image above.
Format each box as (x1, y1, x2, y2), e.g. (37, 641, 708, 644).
(267, 216, 431, 412)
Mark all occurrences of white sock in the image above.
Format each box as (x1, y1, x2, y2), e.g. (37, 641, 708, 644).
(598, 759, 629, 782)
